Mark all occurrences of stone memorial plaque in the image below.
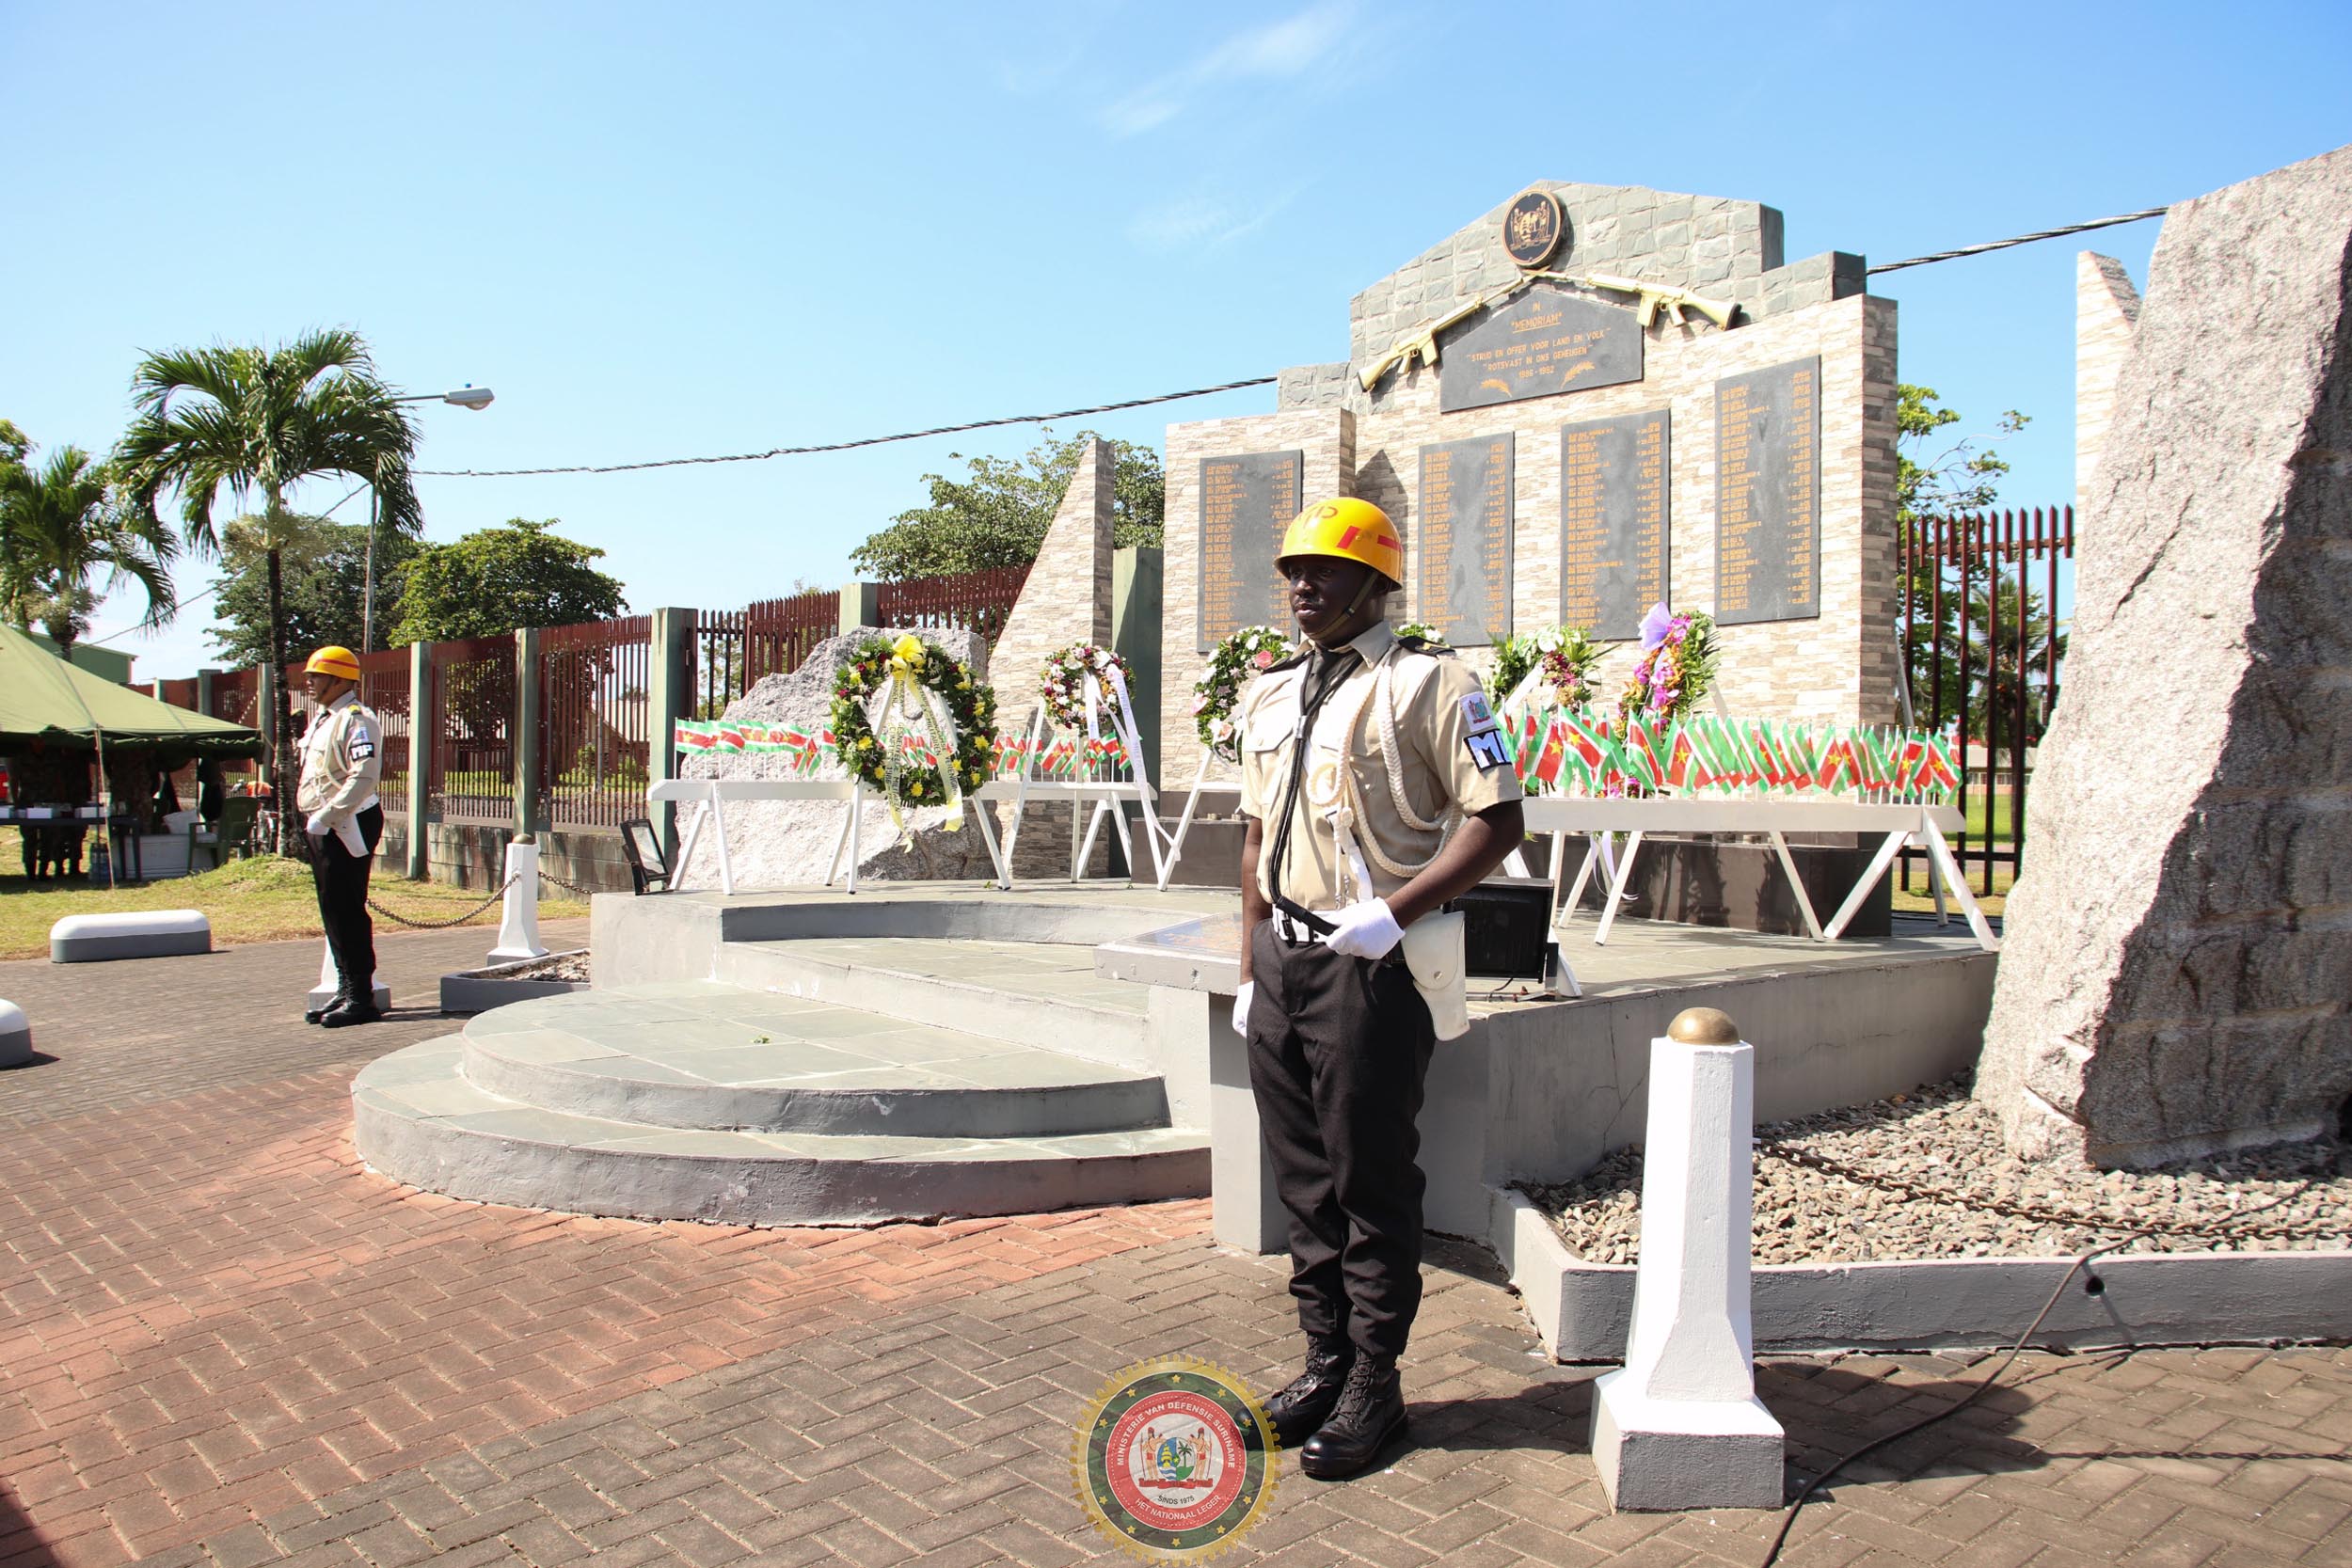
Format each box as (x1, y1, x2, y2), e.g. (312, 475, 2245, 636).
(1714, 357, 1820, 625)
(1197, 450, 1303, 651)
(1417, 435, 1513, 645)
(1560, 409, 1669, 641)
(1439, 285, 1643, 413)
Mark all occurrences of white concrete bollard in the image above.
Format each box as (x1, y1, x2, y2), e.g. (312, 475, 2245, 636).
(1590, 1006, 1786, 1512)
(0, 998, 31, 1069)
(487, 839, 548, 963)
(309, 940, 389, 1013)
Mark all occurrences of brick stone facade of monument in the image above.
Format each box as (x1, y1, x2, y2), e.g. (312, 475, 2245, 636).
(982, 436, 1117, 878)
(1161, 182, 1899, 777)
(2074, 252, 2143, 513)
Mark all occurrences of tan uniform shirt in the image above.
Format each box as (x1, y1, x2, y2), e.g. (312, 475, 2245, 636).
(1237, 621, 1521, 911)
(297, 692, 384, 827)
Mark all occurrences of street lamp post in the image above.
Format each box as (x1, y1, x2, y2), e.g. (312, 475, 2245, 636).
(364, 385, 494, 652)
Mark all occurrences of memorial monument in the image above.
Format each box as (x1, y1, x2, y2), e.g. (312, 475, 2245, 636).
(1977, 145, 2352, 1166)
(1161, 180, 1899, 777)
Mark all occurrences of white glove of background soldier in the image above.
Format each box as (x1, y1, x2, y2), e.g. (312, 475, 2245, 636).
(1324, 897, 1404, 960)
(1232, 979, 1254, 1037)
(305, 812, 330, 839)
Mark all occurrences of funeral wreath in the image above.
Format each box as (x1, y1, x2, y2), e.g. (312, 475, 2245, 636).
(829, 633, 997, 812)
(1190, 625, 1296, 762)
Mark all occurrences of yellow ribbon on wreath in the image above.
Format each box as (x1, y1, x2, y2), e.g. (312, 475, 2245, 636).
(865, 634, 965, 832)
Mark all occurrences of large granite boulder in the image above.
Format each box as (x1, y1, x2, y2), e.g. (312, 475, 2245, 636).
(1975, 145, 2352, 1166)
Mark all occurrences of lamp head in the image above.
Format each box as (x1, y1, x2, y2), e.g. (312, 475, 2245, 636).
(443, 386, 494, 410)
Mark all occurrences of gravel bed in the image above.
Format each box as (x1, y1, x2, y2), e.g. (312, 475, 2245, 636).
(470, 949, 591, 982)
(1521, 1075, 2352, 1265)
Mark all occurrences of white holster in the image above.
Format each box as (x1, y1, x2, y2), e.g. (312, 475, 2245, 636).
(1402, 911, 1470, 1041)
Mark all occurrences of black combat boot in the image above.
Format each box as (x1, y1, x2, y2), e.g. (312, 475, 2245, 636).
(1297, 1352, 1406, 1480)
(306, 987, 349, 1025)
(1263, 1335, 1355, 1449)
(320, 994, 381, 1028)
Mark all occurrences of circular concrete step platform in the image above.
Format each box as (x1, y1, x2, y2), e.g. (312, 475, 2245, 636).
(460, 981, 1168, 1137)
(716, 937, 1152, 1067)
(354, 1037, 1208, 1227)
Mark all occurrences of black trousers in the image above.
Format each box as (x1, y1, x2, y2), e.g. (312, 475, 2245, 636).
(310, 804, 384, 1002)
(1245, 919, 1438, 1358)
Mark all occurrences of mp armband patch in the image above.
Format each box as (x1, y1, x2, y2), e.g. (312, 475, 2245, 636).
(1465, 730, 1511, 771)
(350, 741, 375, 760)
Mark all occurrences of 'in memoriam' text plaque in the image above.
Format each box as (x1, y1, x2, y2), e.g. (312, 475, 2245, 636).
(1197, 451, 1303, 651)
(1438, 285, 1643, 413)
(1560, 409, 1669, 641)
(1417, 435, 1513, 646)
(1714, 358, 1820, 625)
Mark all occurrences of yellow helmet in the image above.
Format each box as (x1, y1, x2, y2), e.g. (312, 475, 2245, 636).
(1278, 497, 1405, 590)
(305, 645, 361, 680)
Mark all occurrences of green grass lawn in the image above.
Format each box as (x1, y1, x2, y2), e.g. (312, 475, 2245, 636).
(0, 826, 588, 961)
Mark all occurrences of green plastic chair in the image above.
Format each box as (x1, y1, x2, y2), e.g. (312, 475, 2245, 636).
(189, 795, 260, 873)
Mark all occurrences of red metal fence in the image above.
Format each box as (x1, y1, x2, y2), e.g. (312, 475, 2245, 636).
(355, 648, 412, 816)
(876, 563, 1029, 644)
(429, 635, 516, 821)
(1899, 506, 2074, 896)
(539, 615, 651, 829)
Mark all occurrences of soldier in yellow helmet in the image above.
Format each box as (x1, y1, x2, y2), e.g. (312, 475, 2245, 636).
(1232, 497, 1524, 1479)
(297, 645, 386, 1026)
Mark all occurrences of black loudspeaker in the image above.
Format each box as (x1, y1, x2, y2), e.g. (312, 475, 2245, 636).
(1454, 879, 1553, 978)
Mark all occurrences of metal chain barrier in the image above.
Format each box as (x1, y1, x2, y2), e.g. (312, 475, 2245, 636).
(366, 875, 518, 930)
(1756, 1137, 2332, 1244)
(533, 863, 604, 898)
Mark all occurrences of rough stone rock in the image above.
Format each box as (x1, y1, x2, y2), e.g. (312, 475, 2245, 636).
(678, 625, 1017, 890)
(1976, 144, 2352, 1167)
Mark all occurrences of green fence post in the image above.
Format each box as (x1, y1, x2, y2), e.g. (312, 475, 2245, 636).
(513, 627, 542, 836)
(405, 640, 431, 879)
(841, 581, 881, 634)
(648, 608, 697, 863)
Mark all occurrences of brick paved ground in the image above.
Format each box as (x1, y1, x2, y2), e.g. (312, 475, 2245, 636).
(2, 931, 2346, 1568)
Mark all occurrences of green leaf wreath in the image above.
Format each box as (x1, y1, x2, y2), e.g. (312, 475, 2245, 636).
(1190, 625, 1295, 762)
(829, 632, 998, 810)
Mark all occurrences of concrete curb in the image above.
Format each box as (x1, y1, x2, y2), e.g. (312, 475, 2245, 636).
(49, 910, 210, 963)
(1489, 1187, 2352, 1358)
(439, 950, 592, 1015)
(0, 998, 30, 1068)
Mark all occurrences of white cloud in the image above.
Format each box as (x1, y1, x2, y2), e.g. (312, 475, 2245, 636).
(1124, 189, 1295, 254)
(1101, 2, 1355, 137)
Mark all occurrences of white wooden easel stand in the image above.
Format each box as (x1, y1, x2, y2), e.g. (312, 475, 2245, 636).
(647, 777, 1011, 895)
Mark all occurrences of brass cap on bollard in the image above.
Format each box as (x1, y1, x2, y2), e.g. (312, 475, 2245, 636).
(1667, 1006, 1740, 1045)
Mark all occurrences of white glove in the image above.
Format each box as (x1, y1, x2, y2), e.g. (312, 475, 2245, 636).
(305, 811, 330, 838)
(1232, 979, 1255, 1037)
(1324, 897, 1404, 960)
(335, 819, 367, 856)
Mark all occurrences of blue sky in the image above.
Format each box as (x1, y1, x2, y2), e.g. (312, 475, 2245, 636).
(4, 0, 2346, 681)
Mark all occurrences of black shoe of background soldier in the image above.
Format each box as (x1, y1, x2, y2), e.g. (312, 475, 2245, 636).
(305, 988, 350, 1025)
(1263, 1335, 1356, 1449)
(319, 998, 382, 1028)
(1298, 1353, 1406, 1480)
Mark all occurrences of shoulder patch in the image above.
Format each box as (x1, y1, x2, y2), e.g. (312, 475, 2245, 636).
(1459, 691, 1500, 735)
(1397, 634, 1457, 657)
(1465, 730, 1512, 772)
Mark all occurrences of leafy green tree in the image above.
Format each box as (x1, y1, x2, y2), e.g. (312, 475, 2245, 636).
(0, 419, 31, 469)
(0, 443, 177, 659)
(205, 517, 419, 668)
(115, 329, 421, 851)
(850, 429, 1165, 580)
(1895, 386, 2059, 738)
(388, 517, 627, 644)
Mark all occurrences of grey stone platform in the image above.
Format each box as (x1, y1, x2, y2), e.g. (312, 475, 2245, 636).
(354, 923, 1213, 1225)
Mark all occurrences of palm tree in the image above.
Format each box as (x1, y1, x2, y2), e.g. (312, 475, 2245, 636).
(116, 330, 420, 852)
(0, 444, 178, 659)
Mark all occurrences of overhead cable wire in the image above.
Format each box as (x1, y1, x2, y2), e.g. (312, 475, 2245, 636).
(1867, 205, 2169, 275)
(401, 205, 2171, 483)
(412, 376, 1279, 479)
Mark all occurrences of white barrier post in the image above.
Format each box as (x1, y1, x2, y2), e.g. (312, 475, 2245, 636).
(488, 838, 548, 963)
(1590, 1006, 1785, 1512)
(0, 998, 30, 1068)
(308, 939, 389, 1014)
